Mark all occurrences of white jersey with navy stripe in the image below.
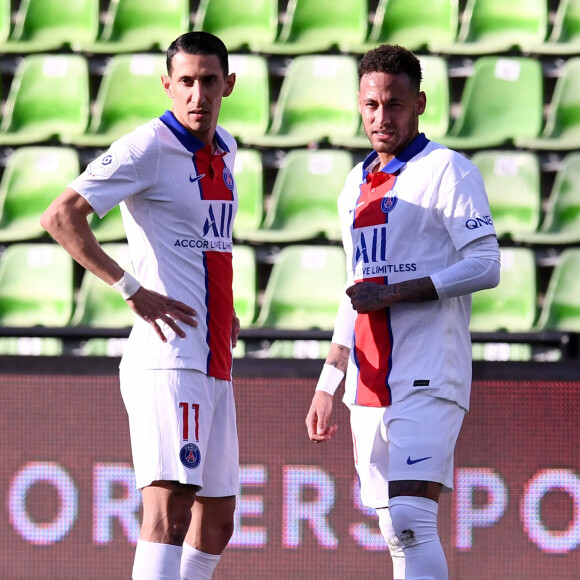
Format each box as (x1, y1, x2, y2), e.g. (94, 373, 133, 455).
(338, 135, 496, 410)
(70, 111, 238, 379)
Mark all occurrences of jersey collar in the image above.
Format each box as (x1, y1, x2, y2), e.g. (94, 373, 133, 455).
(159, 110, 230, 155)
(362, 132, 429, 180)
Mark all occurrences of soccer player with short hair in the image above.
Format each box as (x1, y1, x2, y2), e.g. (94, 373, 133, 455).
(305, 44, 501, 580)
(41, 32, 240, 580)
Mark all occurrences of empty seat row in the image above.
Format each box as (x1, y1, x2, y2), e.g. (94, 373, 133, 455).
(2, 146, 579, 245)
(1, 0, 580, 56)
(2, 53, 580, 151)
(1, 243, 580, 335)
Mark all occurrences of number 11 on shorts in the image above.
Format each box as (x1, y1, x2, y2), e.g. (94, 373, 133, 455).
(179, 402, 200, 442)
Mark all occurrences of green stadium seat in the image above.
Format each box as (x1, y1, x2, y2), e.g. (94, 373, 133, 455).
(515, 57, 580, 151)
(0, 0, 11, 44)
(470, 150, 541, 240)
(533, 0, 580, 55)
(470, 247, 537, 332)
(437, 0, 548, 54)
(513, 152, 580, 245)
(194, 0, 278, 52)
(68, 54, 170, 147)
(438, 57, 543, 150)
(232, 149, 264, 240)
(535, 248, 580, 331)
(243, 149, 351, 243)
(350, 0, 458, 53)
(0, 54, 89, 145)
(264, 0, 367, 54)
(89, 205, 127, 243)
(254, 245, 346, 330)
(80, 0, 189, 53)
(247, 55, 359, 147)
(0, 147, 80, 243)
(0, 0, 99, 53)
(0, 243, 74, 327)
(70, 243, 135, 328)
(218, 54, 270, 143)
(332, 55, 450, 148)
(232, 245, 258, 328)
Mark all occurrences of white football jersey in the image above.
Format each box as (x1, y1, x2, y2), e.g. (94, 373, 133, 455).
(338, 135, 496, 410)
(71, 111, 238, 380)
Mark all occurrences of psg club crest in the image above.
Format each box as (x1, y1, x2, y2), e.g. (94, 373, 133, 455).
(180, 443, 201, 469)
(222, 166, 235, 191)
(381, 190, 398, 214)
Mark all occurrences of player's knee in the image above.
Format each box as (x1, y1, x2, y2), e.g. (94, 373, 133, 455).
(388, 496, 439, 550)
(377, 507, 405, 562)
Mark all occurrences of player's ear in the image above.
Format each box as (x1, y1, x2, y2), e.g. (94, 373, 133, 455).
(416, 91, 426, 116)
(161, 74, 173, 99)
(223, 73, 235, 97)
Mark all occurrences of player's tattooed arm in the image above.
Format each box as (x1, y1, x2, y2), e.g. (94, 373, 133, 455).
(325, 343, 350, 374)
(346, 276, 438, 313)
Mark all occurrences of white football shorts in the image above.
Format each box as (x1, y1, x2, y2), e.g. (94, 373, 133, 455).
(348, 393, 465, 508)
(120, 368, 239, 496)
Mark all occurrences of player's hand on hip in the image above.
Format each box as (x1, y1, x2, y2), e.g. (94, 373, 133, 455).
(306, 391, 337, 443)
(346, 282, 387, 313)
(127, 287, 197, 343)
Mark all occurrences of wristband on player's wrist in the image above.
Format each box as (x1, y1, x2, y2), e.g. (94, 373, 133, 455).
(112, 271, 141, 300)
(315, 364, 345, 396)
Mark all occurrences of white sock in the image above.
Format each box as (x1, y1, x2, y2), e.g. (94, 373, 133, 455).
(180, 542, 221, 580)
(377, 507, 405, 580)
(132, 539, 182, 580)
(389, 496, 448, 580)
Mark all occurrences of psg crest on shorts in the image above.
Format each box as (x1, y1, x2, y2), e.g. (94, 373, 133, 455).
(222, 166, 235, 191)
(180, 443, 201, 469)
(381, 190, 398, 214)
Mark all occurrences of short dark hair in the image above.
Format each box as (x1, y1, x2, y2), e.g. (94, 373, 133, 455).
(358, 44, 422, 92)
(166, 31, 229, 76)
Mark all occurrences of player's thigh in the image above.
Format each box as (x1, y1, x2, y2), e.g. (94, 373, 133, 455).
(386, 394, 465, 492)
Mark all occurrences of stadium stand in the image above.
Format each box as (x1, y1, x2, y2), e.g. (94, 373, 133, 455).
(79, 0, 189, 53)
(69, 243, 136, 328)
(0, 0, 99, 53)
(0, 243, 74, 327)
(232, 244, 258, 328)
(534, 0, 580, 55)
(470, 247, 537, 332)
(470, 150, 541, 240)
(193, 0, 279, 52)
(232, 149, 264, 240)
(67, 53, 170, 147)
(514, 151, 580, 244)
(0, 0, 9, 45)
(437, 0, 548, 54)
(515, 57, 580, 151)
(262, 0, 367, 54)
(240, 149, 351, 243)
(217, 54, 270, 143)
(349, 0, 459, 53)
(88, 205, 127, 243)
(438, 56, 543, 149)
(535, 248, 580, 331)
(0, 54, 89, 145)
(0, 147, 80, 242)
(254, 245, 346, 330)
(246, 54, 359, 147)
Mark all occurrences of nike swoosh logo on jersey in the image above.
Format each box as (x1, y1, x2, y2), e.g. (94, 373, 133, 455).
(349, 202, 365, 213)
(407, 456, 432, 465)
(189, 173, 206, 184)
